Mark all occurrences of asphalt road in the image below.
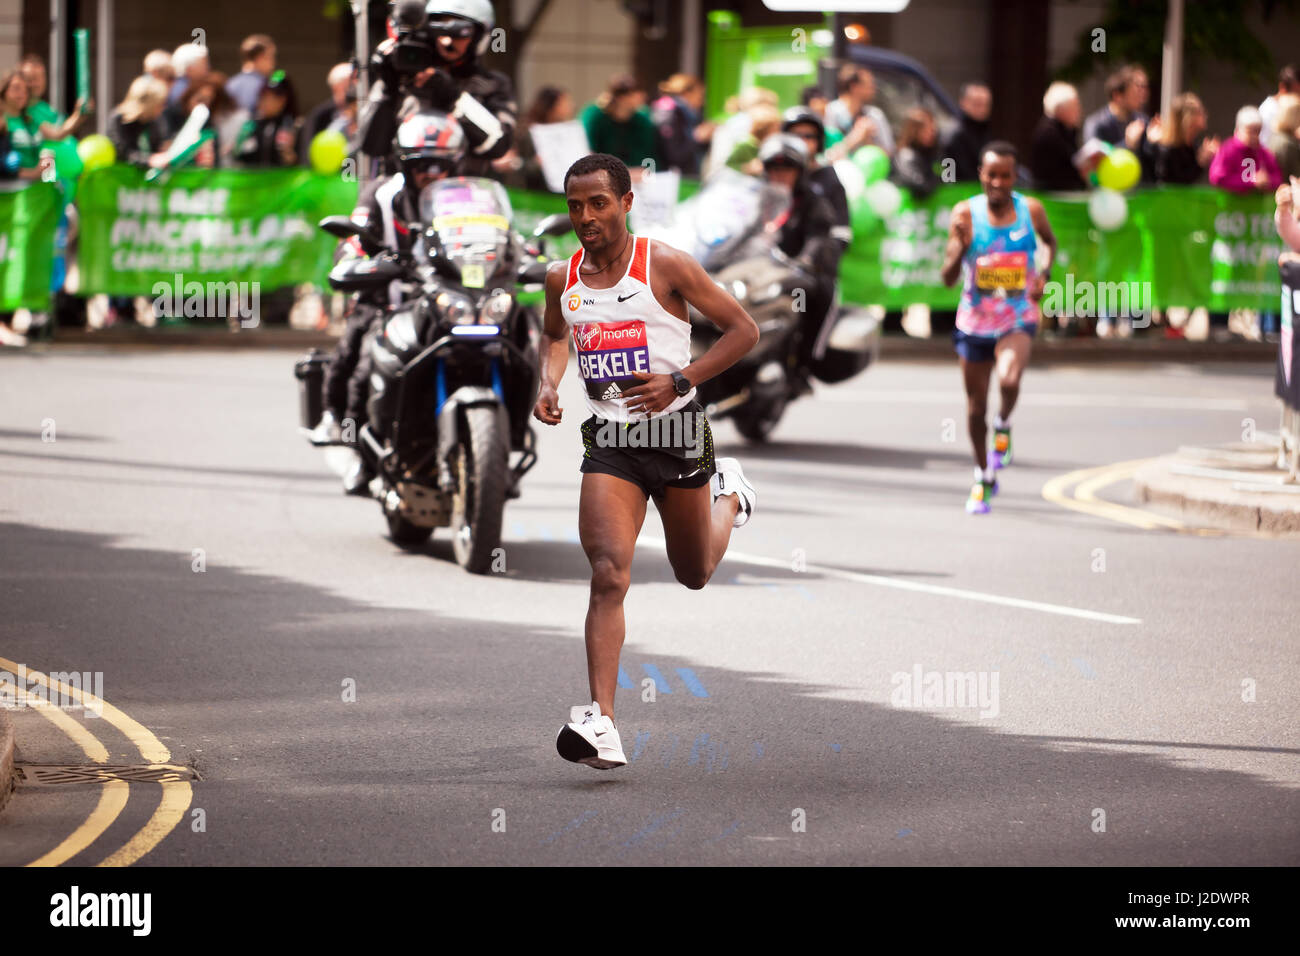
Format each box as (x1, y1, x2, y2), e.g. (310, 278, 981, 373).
(1, 347, 1297, 865)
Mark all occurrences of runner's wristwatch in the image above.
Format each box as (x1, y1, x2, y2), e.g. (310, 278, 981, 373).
(671, 371, 692, 396)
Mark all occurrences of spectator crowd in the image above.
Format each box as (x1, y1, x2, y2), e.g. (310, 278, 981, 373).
(1, 34, 1298, 345)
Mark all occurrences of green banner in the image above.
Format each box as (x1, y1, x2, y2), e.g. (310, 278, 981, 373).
(0, 183, 61, 311)
(77, 165, 357, 294)
(841, 183, 1282, 311)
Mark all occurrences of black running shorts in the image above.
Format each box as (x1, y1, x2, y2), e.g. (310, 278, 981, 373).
(579, 399, 716, 501)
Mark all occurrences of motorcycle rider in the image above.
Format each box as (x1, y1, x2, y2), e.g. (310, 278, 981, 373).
(780, 106, 852, 243)
(313, 110, 467, 494)
(358, 0, 515, 176)
(757, 132, 844, 387)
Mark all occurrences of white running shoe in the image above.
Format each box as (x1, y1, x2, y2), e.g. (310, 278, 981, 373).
(711, 457, 756, 528)
(556, 701, 626, 769)
(309, 409, 343, 446)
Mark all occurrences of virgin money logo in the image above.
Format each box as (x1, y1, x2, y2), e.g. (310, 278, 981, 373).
(574, 324, 601, 350)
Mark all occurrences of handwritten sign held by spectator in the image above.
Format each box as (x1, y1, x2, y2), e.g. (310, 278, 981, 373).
(629, 168, 681, 233)
(529, 120, 591, 194)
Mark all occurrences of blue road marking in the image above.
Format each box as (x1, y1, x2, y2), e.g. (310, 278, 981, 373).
(752, 741, 764, 760)
(540, 810, 598, 846)
(830, 743, 841, 753)
(675, 667, 709, 698)
(688, 733, 709, 766)
(704, 820, 742, 844)
(897, 828, 914, 838)
(631, 731, 651, 762)
(642, 662, 673, 694)
(1071, 658, 1097, 679)
(617, 666, 633, 689)
(617, 808, 685, 850)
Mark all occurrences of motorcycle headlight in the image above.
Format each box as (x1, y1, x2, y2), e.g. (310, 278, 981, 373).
(750, 281, 784, 306)
(436, 290, 476, 325)
(479, 290, 513, 324)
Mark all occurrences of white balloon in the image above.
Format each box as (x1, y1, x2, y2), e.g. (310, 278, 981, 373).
(1088, 188, 1127, 231)
(865, 179, 903, 218)
(832, 158, 866, 202)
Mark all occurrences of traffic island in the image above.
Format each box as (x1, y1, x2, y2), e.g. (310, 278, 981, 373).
(1133, 442, 1300, 534)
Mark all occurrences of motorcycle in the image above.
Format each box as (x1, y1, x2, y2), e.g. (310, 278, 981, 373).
(646, 168, 880, 442)
(296, 176, 550, 574)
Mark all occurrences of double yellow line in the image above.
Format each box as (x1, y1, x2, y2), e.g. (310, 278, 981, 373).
(0, 655, 192, 867)
(1041, 458, 1220, 535)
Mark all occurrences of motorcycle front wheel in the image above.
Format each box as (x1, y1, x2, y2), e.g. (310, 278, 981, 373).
(733, 396, 788, 443)
(449, 405, 509, 574)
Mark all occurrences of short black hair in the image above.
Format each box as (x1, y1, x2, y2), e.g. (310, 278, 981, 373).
(564, 153, 632, 198)
(800, 84, 825, 106)
(980, 140, 1017, 165)
(1281, 64, 1298, 90)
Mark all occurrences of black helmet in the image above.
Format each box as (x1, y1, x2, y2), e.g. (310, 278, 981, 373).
(781, 106, 825, 153)
(758, 133, 809, 172)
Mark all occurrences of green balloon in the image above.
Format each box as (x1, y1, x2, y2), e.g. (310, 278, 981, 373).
(1097, 147, 1140, 191)
(77, 134, 116, 172)
(853, 144, 890, 184)
(310, 130, 348, 175)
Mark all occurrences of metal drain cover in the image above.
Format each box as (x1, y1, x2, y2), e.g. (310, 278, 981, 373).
(15, 764, 201, 786)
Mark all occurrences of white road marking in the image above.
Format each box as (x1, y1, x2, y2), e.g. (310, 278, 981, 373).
(639, 535, 1141, 625)
(814, 389, 1250, 411)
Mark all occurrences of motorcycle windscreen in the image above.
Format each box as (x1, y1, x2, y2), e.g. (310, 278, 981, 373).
(690, 169, 790, 270)
(419, 177, 513, 289)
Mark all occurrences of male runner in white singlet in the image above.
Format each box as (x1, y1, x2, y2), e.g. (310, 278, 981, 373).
(534, 154, 760, 769)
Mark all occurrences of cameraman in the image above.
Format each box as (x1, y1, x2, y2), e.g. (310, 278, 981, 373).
(359, 0, 516, 176)
(314, 111, 466, 494)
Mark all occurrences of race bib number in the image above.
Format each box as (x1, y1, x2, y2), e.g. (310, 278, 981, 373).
(975, 251, 1027, 292)
(573, 320, 650, 401)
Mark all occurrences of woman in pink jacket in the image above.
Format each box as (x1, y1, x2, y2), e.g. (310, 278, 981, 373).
(1210, 106, 1282, 193)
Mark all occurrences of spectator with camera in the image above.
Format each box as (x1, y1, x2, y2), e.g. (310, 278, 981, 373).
(358, 0, 516, 176)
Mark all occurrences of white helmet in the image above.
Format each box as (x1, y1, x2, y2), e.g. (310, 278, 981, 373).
(425, 0, 495, 59)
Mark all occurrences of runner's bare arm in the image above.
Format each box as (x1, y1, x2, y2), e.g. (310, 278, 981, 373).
(1028, 198, 1057, 289)
(532, 261, 569, 425)
(940, 201, 972, 288)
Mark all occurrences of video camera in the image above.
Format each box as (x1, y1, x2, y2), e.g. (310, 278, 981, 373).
(387, 0, 478, 75)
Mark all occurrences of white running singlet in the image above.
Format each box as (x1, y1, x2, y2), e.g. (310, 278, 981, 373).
(562, 236, 695, 423)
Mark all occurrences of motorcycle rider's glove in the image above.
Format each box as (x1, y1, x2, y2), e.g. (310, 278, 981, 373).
(418, 68, 459, 112)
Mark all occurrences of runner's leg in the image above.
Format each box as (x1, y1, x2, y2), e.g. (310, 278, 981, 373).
(656, 483, 739, 590)
(961, 356, 995, 470)
(994, 330, 1033, 421)
(579, 472, 649, 722)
